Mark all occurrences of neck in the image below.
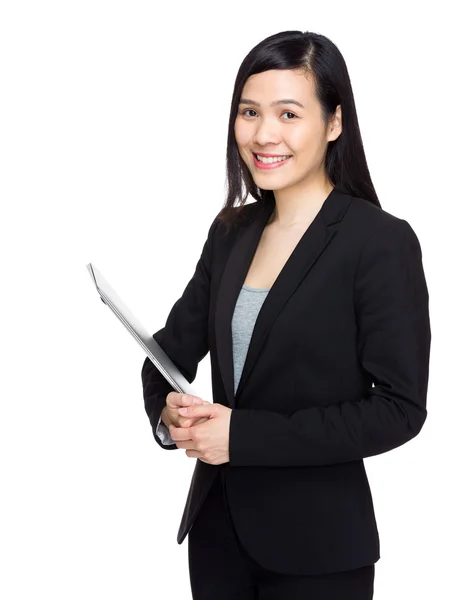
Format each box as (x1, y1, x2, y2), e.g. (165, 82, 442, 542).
(268, 174, 334, 228)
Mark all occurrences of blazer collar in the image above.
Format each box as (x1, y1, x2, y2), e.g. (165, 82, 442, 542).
(215, 186, 353, 409)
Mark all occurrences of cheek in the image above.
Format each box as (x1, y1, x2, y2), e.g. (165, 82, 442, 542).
(234, 118, 251, 147)
(287, 125, 320, 155)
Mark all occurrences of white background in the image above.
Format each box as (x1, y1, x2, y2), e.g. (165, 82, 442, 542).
(1, 1, 466, 598)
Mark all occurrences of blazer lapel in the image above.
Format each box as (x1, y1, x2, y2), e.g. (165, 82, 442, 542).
(215, 186, 353, 409)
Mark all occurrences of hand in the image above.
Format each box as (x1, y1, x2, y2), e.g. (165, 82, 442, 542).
(163, 392, 211, 430)
(169, 403, 232, 465)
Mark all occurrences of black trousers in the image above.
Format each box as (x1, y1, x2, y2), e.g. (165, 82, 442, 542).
(188, 467, 375, 599)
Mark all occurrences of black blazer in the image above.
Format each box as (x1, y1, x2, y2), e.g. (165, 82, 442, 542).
(141, 187, 431, 576)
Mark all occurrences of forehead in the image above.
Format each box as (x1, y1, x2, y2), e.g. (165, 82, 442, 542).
(241, 69, 315, 104)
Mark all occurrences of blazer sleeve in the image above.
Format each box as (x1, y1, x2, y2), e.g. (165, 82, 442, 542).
(141, 214, 219, 450)
(228, 217, 431, 467)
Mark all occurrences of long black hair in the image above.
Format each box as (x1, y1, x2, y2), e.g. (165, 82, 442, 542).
(217, 30, 381, 230)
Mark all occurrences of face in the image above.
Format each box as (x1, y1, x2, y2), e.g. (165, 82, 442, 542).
(234, 69, 341, 192)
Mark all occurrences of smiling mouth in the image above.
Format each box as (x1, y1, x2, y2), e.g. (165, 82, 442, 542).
(252, 153, 293, 164)
(252, 152, 293, 169)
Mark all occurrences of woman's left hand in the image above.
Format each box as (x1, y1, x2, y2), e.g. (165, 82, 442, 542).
(169, 403, 232, 465)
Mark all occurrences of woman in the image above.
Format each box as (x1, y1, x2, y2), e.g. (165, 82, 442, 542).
(141, 30, 431, 599)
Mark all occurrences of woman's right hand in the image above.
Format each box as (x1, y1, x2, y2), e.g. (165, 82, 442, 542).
(162, 391, 211, 431)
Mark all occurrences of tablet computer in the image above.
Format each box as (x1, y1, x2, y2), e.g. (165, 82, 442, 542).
(86, 262, 199, 397)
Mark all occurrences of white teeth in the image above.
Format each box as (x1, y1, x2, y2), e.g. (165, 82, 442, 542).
(255, 154, 291, 164)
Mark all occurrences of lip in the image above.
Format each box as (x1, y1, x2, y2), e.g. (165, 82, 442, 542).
(252, 151, 292, 170)
(254, 152, 291, 157)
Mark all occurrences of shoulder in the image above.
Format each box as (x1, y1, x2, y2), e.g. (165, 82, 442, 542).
(211, 201, 261, 237)
(345, 197, 424, 277)
(347, 195, 421, 252)
(348, 195, 404, 230)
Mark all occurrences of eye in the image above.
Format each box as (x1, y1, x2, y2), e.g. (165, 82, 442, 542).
(242, 109, 257, 117)
(240, 109, 297, 120)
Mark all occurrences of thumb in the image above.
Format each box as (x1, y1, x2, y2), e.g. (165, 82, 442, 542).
(167, 393, 202, 409)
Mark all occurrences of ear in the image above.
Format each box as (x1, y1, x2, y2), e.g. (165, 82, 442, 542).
(328, 105, 342, 142)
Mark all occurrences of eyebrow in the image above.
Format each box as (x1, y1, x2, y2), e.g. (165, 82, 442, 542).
(239, 98, 305, 109)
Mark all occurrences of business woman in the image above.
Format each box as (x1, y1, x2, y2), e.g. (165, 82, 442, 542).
(141, 30, 431, 599)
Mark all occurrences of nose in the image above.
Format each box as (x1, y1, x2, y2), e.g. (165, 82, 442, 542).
(252, 117, 282, 146)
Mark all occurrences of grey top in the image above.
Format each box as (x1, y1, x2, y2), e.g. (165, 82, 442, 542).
(155, 284, 271, 445)
(232, 284, 270, 396)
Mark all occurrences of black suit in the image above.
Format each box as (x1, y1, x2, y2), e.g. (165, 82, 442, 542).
(141, 186, 431, 576)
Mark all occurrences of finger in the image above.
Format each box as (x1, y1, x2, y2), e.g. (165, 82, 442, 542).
(179, 415, 209, 428)
(170, 422, 198, 441)
(168, 393, 203, 408)
(169, 423, 188, 441)
(185, 401, 210, 409)
(178, 404, 214, 417)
